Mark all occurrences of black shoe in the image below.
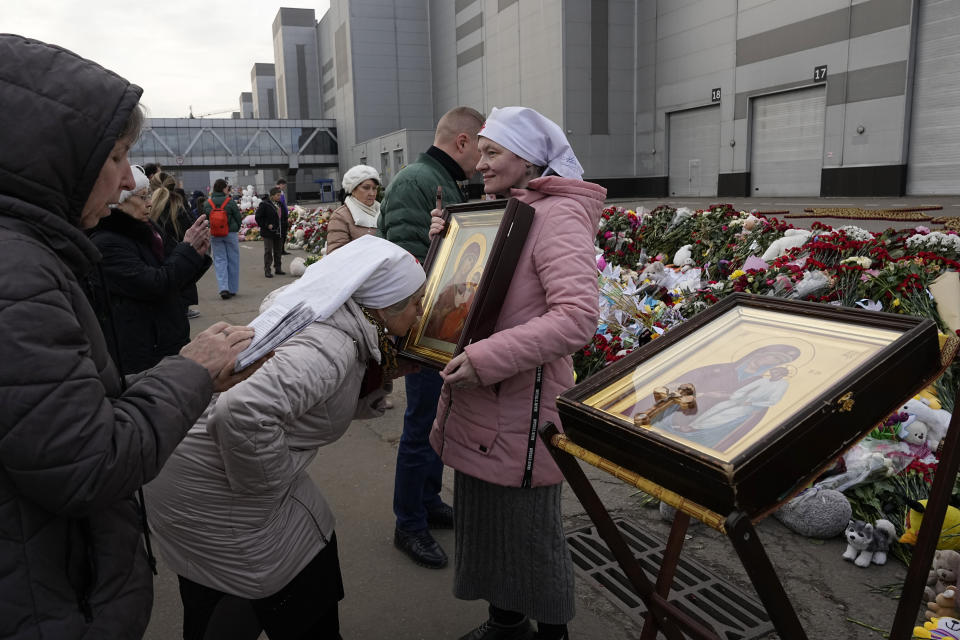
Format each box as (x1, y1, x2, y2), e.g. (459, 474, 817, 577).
(393, 528, 447, 569)
(264, 270, 273, 278)
(457, 618, 534, 640)
(427, 503, 454, 530)
(281, 250, 291, 255)
(219, 290, 230, 299)
(275, 269, 285, 275)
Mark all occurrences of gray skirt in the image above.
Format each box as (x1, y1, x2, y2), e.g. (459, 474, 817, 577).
(453, 471, 575, 624)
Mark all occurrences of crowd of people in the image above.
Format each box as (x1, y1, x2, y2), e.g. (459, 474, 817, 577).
(0, 35, 605, 640)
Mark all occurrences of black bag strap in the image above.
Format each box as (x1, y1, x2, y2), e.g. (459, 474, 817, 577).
(521, 365, 544, 489)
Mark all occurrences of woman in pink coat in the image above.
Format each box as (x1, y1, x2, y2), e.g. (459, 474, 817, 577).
(429, 107, 606, 640)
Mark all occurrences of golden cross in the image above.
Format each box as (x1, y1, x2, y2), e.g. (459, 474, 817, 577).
(634, 383, 698, 428)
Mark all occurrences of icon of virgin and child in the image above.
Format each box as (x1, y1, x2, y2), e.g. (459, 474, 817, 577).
(423, 234, 487, 345)
(631, 343, 802, 452)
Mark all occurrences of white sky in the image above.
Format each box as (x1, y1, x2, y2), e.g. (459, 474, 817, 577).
(3, 0, 330, 118)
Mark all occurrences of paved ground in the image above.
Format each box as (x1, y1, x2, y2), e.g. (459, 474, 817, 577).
(141, 196, 947, 639)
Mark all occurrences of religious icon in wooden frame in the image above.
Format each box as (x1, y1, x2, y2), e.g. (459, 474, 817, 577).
(400, 198, 534, 369)
(556, 294, 942, 519)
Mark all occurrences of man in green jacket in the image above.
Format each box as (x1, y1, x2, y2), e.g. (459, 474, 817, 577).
(204, 178, 245, 299)
(380, 106, 484, 569)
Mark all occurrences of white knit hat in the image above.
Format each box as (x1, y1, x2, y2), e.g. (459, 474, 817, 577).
(342, 164, 381, 195)
(118, 165, 151, 203)
(479, 106, 584, 179)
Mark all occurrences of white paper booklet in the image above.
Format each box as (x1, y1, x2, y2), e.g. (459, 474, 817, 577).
(234, 300, 316, 371)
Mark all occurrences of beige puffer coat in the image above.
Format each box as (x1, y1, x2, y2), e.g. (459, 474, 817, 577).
(144, 299, 380, 598)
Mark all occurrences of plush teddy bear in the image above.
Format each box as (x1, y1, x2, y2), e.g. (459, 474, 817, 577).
(928, 586, 960, 621)
(842, 518, 896, 567)
(760, 229, 812, 261)
(903, 397, 952, 451)
(928, 551, 960, 602)
(914, 615, 960, 639)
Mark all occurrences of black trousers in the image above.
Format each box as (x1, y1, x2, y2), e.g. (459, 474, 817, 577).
(263, 234, 283, 272)
(178, 533, 344, 640)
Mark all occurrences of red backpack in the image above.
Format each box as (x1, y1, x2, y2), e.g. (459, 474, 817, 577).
(207, 197, 231, 237)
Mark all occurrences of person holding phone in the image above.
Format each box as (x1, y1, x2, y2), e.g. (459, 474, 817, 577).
(88, 165, 213, 374)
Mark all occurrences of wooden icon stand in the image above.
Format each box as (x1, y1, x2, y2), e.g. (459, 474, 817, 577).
(543, 294, 959, 639)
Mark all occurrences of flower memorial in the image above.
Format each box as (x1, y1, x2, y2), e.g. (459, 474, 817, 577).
(285, 205, 334, 263)
(580, 203, 960, 564)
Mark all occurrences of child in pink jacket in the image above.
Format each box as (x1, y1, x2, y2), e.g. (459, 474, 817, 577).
(429, 107, 606, 640)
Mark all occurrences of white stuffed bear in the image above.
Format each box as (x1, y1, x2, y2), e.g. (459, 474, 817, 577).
(672, 244, 694, 268)
(903, 398, 952, 451)
(289, 256, 307, 276)
(898, 415, 929, 447)
(761, 229, 812, 262)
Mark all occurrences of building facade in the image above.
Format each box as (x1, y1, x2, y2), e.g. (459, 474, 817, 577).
(251, 63, 279, 119)
(301, 0, 958, 197)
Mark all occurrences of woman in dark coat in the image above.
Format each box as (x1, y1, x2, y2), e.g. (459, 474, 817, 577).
(89, 165, 211, 374)
(151, 171, 211, 318)
(0, 35, 259, 640)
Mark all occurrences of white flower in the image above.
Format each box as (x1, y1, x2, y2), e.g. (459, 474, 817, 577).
(838, 225, 873, 242)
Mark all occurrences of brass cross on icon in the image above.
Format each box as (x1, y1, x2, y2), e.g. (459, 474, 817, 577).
(634, 383, 697, 428)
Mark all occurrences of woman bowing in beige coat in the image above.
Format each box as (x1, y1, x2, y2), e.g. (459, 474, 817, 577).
(144, 235, 425, 640)
(325, 164, 381, 254)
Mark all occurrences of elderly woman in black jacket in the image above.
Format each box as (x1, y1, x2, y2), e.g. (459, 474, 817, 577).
(0, 35, 268, 640)
(88, 165, 211, 374)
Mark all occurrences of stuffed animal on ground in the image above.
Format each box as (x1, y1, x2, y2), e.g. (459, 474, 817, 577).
(774, 488, 851, 539)
(903, 397, 952, 451)
(928, 587, 960, 621)
(760, 229, 812, 261)
(842, 518, 896, 567)
(927, 551, 960, 602)
(289, 256, 307, 277)
(914, 615, 960, 639)
(900, 500, 960, 550)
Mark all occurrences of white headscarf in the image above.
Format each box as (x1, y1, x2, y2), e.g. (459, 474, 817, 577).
(270, 234, 424, 319)
(479, 106, 584, 179)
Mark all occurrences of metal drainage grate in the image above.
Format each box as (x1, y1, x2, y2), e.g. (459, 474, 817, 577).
(567, 518, 774, 640)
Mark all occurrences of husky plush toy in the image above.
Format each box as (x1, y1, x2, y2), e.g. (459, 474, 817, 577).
(842, 518, 896, 567)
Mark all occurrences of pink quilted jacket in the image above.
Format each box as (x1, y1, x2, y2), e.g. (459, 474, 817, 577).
(429, 176, 606, 487)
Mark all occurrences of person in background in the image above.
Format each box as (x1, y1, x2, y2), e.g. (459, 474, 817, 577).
(276, 177, 291, 254)
(326, 164, 394, 410)
(145, 235, 425, 640)
(88, 165, 211, 374)
(255, 186, 285, 278)
(143, 162, 161, 181)
(378, 105, 485, 569)
(151, 171, 209, 319)
(428, 106, 606, 640)
(325, 164, 381, 254)
(0, 34, 262, 640)
(191, 189, 206, 218)
(204, 178, 243, 299)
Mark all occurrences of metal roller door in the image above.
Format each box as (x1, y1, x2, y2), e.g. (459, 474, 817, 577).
(668, 105, 720, 197)
(750, 86, 825, 196)
(907, 0, 960, 195)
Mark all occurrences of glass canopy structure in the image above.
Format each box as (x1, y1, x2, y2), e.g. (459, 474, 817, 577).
(129, 118, 338, 171)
